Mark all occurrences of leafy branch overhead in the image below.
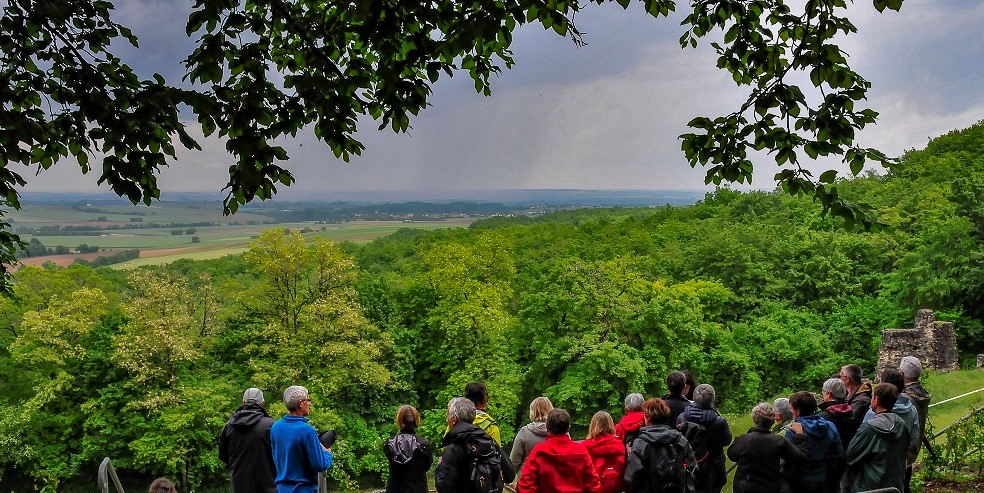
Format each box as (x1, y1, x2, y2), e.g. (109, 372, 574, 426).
(0, 0, 905, 287)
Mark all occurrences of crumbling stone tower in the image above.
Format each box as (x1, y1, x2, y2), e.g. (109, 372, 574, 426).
(877, 309, 958, 373)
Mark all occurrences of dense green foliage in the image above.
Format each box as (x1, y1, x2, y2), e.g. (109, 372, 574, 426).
(3, 122, 984, 491)
(0, 0, 904, 288)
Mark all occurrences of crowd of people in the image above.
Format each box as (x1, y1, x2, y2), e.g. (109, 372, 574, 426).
(215, 356, 931, 493)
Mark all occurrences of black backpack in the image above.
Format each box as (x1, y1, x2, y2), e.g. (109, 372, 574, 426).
(465, 435, 504, 493)
(636, 433, 696, 493)
(677, 421, 709, 464)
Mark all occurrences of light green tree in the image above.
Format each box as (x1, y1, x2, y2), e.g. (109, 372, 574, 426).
(0, 287, 108, 490)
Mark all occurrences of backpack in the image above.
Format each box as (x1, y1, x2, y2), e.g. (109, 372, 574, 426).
(465, 435, 504, 493)
(623, 428, 642, 450)
(677, 421, 709, 464)
(639, 435, 695, 493)
(598, 464, 624, 493)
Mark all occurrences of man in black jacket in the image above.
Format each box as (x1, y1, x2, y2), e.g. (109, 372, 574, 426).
(728, 402, 808, 493)
(676, 384, 733, 493)
(219, 388, 277, 493)
(436, 397, 515, 493)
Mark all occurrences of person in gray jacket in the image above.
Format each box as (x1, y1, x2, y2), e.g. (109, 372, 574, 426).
(510, 396, 553, 476)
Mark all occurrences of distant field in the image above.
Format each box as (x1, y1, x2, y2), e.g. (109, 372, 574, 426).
(11, 201, 476, 268)
(111, 220, 474, 268)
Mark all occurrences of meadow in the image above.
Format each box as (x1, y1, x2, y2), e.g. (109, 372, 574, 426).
(9, 201, 476, 267)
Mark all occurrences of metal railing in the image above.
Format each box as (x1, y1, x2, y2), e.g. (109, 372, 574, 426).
(97, 457, 126, 493)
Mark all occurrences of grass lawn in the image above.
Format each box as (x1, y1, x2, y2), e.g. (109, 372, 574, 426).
(923, 369, 984, 438)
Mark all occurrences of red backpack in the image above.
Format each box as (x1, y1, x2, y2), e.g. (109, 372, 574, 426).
(584, 434, 626, 493)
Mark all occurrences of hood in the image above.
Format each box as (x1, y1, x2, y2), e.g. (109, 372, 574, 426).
(905, 382, 932, 404)
(525, 421, 549, 437)
(619, 411, 646, 433)
(228, 403, 270, 429)
(893, 394, 919, 422)
(855, 381, 873, 397)
(819, 400, 853, 418)
(681, 405, 721, 424)
(797, 414, 838, 440)
(868, 412, 906, 440)
(386, 433, 424, 465)
(635, 424, 682, 446)
(440, 421, 489, 448)
(583, 433, 625, 457)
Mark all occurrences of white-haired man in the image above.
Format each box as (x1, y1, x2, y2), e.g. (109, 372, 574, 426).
(270, 386, 333, 493)
(900, 356, 931, 493)
(219, 388, 277, 493)
(436, 397, 515, 493)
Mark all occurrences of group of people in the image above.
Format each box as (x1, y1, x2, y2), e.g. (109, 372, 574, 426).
(217, 357, 931, 493)
(733, 356, 931, 493)
(219, 386, 333, 493)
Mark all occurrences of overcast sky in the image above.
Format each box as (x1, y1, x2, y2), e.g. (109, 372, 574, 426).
(20, 0, 984, 199)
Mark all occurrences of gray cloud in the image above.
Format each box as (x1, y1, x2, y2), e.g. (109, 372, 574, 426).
(20, 0, 984, 197)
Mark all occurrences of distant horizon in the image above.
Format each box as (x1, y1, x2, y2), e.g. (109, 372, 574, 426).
(16, 188, 718, 208)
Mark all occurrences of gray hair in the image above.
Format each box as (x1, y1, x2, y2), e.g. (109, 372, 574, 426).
(841, 364, 863, 386)
(447, 397, 477, 424)
(624, 393, 645, 412)
(243, 387, 265, 405)
(900, 356, 923, 380)
(693, 384, 715, 409)
(822, 378, 847, 400)
(773, 397, 793, 422)
(751, 402, 776, 428)
(283, 386, 309, 412)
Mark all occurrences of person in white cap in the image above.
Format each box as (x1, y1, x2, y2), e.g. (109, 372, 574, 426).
(219, 387, 277, 493)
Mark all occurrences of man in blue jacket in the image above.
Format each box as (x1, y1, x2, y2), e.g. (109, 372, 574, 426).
(270, 386, 333, 493)
(784, 391, 843, 493)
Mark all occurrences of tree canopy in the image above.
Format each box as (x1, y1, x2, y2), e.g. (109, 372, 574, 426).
(2, 121, 984, 490)
(0, 0, 904, 288)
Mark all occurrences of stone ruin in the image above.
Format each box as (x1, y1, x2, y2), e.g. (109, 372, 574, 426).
(877, 309, 959, 373)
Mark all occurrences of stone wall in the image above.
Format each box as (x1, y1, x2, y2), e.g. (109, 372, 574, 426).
(877, 309, 958, 374)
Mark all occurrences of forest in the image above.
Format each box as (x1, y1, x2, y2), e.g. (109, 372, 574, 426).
(2, 121, 984, 491)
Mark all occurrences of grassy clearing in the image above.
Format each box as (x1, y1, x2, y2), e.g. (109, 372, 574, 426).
(108, 220, 475, 268)
(117, 247, 249, 268)
(923, 369, 984, 437)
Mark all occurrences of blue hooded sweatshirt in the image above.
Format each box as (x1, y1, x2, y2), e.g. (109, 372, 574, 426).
(785, 414, 843, 483)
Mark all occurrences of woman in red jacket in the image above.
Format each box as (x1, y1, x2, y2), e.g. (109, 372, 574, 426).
(582, 411, 626, 493)
(518, 409, 601, 493)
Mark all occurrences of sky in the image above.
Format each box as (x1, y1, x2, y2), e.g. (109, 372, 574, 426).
(19, 0, 984, 200)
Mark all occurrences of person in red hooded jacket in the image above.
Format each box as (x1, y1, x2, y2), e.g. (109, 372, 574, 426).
(519, 409, 601, 493)
(614, 394, 646, 446)
(582, 411, 626, 493)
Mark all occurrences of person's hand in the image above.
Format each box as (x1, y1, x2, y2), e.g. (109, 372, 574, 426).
(790, 422, 804, 435)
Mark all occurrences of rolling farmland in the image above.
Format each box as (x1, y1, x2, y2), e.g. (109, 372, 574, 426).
(10, 201, 477, 268)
